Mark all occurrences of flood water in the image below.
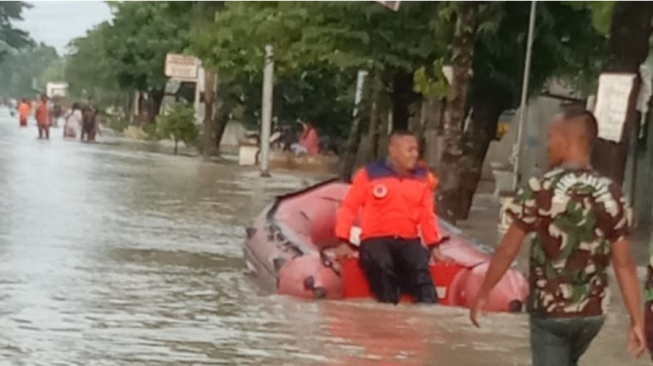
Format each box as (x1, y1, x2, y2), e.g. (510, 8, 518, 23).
(0, 108, 647, 366)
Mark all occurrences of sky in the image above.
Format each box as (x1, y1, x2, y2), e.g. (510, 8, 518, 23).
(15, 1, 114, 55)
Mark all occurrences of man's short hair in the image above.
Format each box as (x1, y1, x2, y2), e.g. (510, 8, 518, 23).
(390, 129, 415, 138)
(560, 106, 598, 149)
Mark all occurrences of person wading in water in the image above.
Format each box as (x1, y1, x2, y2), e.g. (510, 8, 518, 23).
(17, 98, 30, 127)
(63, 103, 83, 139)
(36, 94, 50, 140)
(469, 108, 645, 365)
(81, 99, 98, 143)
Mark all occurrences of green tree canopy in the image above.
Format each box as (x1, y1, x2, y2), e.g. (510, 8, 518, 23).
(103, 2, 192, 92)
(65, 21, 126, 105)
(0, 42, 60, 98)
(0, 2, 32, 61)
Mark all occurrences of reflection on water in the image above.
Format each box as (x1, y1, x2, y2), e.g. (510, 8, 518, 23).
(0, 108, 647, 365)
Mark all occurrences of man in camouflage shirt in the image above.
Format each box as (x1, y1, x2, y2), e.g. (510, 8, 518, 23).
(469, 108, 645, 366)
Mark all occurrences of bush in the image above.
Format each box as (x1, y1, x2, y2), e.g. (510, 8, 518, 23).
(156, 102, 199, 154)
(142, 123, 160, 141)
(123, 126, 148, 140)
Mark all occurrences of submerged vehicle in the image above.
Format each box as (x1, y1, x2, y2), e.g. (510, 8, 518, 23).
(244, 179, 528, 312)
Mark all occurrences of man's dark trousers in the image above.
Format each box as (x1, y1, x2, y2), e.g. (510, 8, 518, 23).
(359, 236, 437, 304)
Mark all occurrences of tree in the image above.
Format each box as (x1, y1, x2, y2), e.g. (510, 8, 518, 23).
(437, 2, 607, 220)
(437, 2, 479, 222)
(0, 42, 60, 97)
(100, 2, 193, 122)
(0, 2, 32, 62)
(65, 23, 123, 106)
(191, 1, 449, 170)
(591, 2, 653, 185)
(157, 102, 199, 154)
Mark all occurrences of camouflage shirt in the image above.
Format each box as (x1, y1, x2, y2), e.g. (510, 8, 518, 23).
(507, 166, 631, 318)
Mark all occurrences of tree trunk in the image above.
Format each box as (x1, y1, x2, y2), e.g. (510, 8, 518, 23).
(148, 89, 164, 124)
(436, 2, 478, 223)
(214, 98, 228, 153)
(591, 2, 653, 185)
(202, 70, 217, 159)
(391, 70, 417, 132)
(423, 97, 445, 170)
(136, 91, 146, 125)
(368, 72, 381, 162)
(174, 139, 179, 155)
(456, 93, 507, 219)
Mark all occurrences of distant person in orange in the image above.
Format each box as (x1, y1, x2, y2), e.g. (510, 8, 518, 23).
(18, 98, 30, 127)
(36, 94, 50, 140)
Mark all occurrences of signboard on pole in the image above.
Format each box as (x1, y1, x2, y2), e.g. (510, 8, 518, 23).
(165, 53, 200, 81)
(593, 73, 636, 143)
(375, 1, 400, 11)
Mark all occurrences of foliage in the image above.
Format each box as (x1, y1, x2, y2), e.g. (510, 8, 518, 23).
(39, 57, 65, 85)
(104, 112, 131, 133)
(102, 2, 192, 92)
(58, 0, 611, 151)
(471, 1, 606, 107)
(0, 2, 32, 61)
(156, 102, 199, 154)
(414, 60, 450, 98)
(65, 23, 122, 102)
(123, 125, 149, 140)
(566, 1, 615, 36)
(193, 1, 446, 74)
(189, 1, 452, 142)
(0, 42, 60, 98)
(64, 2, 203, 117)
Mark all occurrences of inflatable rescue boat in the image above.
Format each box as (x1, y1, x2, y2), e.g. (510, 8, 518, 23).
(244, 179, 529, 312)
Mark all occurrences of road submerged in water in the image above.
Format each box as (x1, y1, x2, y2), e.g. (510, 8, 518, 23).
(0, 107, 647, 365)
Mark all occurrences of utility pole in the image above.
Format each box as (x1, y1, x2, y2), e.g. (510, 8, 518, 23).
(260, 44, 274, 178)
(512, 0, 537, 190)
(194, 64, 205, 125)
(202, 70, 217, 159)
(338, 69, 368, 181)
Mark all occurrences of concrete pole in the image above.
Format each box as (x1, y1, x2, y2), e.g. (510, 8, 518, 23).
(353, 70, 368, 118)
(260, 44, 274, 178)
(194, 64, 205, 125)
(202, 70, 217, 159)
(512, 0, 537, 191)
(338, 69, 368, 181)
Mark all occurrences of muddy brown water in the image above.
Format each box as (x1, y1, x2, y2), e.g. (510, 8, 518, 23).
(0, 109, 647, 365)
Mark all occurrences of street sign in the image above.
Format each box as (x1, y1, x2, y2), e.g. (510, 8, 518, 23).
(375, 1, 400, 11)
(164, 53, 200, 81)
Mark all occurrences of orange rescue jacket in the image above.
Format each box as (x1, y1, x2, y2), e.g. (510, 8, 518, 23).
(335, 161, 441, 247)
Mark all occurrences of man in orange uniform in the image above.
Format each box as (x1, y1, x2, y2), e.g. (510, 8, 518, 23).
(36, 94, 50, 140)
(335, 130, 450, 304)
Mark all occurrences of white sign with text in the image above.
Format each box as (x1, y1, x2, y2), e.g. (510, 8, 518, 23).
(594, 73, 636, 143)
(165, 53, 199, 81)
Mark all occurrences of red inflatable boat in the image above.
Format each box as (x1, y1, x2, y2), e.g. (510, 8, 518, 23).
(244, 179, 529, 312)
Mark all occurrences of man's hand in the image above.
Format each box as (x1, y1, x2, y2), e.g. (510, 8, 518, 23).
(332, 243, 356, 259)
(469, 292, 488, 328)
(430, 247, 453, 264)
(628, 322, 646, 358)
